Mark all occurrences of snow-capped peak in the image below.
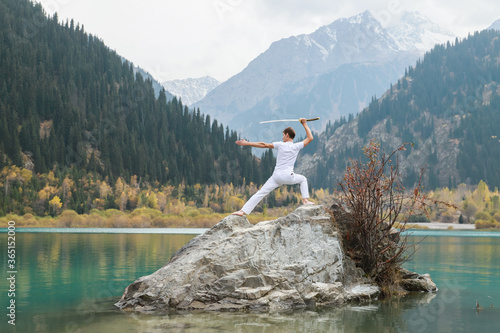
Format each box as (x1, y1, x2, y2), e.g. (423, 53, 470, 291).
(386, 11, 456, 52)
(488, 19, 500, 31)
(161, 76, 220, 106)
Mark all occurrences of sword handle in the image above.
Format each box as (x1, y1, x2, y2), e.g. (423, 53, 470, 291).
(302, 117, 320, 122)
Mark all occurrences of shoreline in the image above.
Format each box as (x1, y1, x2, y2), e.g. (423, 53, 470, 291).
(0, 222, 481, 233)
(0, 207, 293, 229)
(0, 207, 487, 231)
(0, 227, 209, 234)
(407, 222, 476, 230)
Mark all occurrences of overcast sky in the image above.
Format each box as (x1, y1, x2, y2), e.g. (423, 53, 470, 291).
(36, 0, 499, 83)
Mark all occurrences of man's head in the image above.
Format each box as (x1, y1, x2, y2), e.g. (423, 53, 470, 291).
(282, 127, 295, 142)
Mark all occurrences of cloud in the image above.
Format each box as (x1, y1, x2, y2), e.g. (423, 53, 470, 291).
(37, 0, 500, 82)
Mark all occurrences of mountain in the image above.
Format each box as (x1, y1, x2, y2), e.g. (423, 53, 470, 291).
(161, 76, 220, 106)
(488, 19, 500, 31)
(0, 0, 275, 215)
(194, 11, 455, 142)
(385, 11, 457, 52)
(296, 29, 500, 190)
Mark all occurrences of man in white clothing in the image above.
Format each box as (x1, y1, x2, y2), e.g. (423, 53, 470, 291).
(232, 118, 315, 216)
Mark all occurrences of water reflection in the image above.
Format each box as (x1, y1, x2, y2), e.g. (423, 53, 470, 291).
(0, 232, 196, 333)
(52, 292, 436, 333)
(1, 232, 499, 333)
(56, 292, 439, 333)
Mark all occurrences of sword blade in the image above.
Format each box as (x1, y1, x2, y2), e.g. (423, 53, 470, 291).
(259, 119, 298, 124)
(259, 117, 320, 124)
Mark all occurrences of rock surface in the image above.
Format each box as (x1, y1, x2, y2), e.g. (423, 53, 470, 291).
(399, 268, 438, 292)
(115, 205, 379, 312)
(116, 205, 436, 313)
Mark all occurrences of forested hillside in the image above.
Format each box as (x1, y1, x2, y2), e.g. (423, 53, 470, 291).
(300, 29, 500, 190)
(0, 0, 275, 216)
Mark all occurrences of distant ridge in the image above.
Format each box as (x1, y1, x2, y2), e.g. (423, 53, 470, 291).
(161, 76, 220, 106)
(488, 19, 500, 31)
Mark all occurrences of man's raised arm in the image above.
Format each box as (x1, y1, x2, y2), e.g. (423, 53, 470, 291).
(300, 118, 313, 147)
(236, 139, 274, 149)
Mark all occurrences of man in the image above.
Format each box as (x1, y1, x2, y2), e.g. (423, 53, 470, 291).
(232, 118, 315, 216)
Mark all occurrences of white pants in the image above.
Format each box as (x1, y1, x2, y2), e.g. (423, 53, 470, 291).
(241, 171, 309, 214)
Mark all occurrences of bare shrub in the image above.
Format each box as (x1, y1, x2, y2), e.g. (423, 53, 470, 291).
(336, 140, 454, 290)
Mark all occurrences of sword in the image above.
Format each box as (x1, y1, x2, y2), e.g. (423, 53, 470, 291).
(259, 117, 320, 124)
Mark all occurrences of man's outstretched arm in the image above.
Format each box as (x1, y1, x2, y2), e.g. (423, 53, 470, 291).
(236, 140, 274, 149)
(300, 118, 314, 147)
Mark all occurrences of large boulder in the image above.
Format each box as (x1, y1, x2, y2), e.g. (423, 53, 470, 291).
(115, 205, 379, 312)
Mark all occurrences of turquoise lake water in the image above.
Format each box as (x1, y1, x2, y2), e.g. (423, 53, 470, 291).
(1, 228, 500, 332)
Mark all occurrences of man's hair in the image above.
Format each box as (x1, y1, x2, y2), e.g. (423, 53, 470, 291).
(283, 127, 295, 139)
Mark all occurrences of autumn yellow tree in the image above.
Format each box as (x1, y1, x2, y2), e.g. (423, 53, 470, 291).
(49, 196, 63, 215)
(148, 192, 159, 209)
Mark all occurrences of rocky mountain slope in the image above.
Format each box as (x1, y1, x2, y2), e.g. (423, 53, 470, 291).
(296, 29, 500, 190)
